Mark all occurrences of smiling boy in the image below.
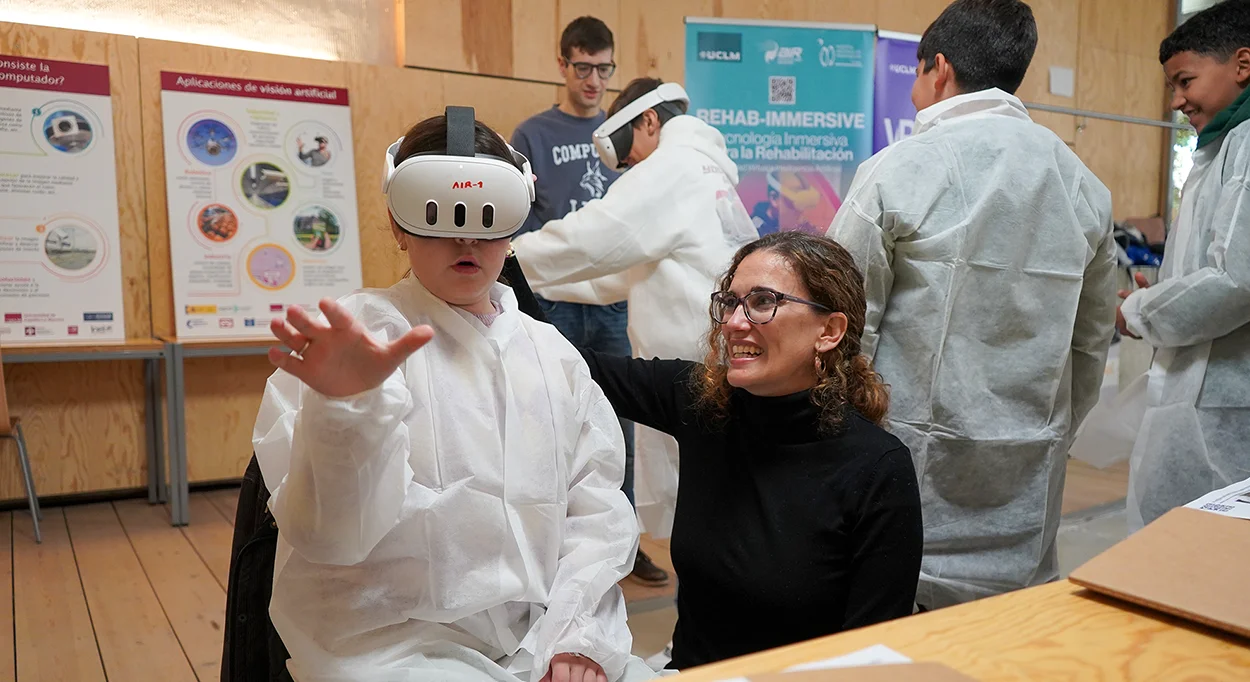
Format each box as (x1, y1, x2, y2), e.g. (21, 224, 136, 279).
(1119, 0, 1250, 530)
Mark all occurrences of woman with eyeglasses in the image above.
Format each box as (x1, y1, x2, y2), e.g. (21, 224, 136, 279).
(575, 231, 923, 670)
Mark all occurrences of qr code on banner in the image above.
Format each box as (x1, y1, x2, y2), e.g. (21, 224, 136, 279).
(769, 75, 796, 105)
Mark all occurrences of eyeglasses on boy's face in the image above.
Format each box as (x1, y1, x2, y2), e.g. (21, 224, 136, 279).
(709, 289, 833, 325)
(563, 60, 616, 80)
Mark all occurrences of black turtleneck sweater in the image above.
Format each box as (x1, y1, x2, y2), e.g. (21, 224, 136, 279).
(579, 351, 923, 670)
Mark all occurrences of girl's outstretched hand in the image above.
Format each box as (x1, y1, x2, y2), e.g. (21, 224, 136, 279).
(268, 298, 434, 398)
(541, 653, 607, 682)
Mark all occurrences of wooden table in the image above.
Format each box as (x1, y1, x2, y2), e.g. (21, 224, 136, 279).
(671, 581, 1250, 681)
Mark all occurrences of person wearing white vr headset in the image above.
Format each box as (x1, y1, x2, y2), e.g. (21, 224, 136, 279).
(511, 77, 758, 538)
(252, 107, 653, 682)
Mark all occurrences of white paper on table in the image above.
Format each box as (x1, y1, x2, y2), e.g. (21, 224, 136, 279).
(710, 645, 913, 681)
(783, 645, 913, 672)
(1185, 476, 1250, 520)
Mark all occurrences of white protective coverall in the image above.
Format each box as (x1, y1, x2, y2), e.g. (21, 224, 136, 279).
(1121, 119, 1250, 530)
(511, 114, 758, 537)
(253, 276, 652, 682)
(827, 89, 1117, 609)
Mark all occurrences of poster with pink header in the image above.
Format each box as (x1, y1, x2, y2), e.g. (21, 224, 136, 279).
(159, 71, 362, 339)
(0, 55, 125, 343)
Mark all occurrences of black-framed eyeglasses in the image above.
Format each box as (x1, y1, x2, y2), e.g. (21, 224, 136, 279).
(710, 289, 833, 325)
(564, 60, 616, 80)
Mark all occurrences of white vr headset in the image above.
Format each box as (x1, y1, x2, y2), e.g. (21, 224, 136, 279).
(383, 105, 535, 239)
(593, 82, 690, 170)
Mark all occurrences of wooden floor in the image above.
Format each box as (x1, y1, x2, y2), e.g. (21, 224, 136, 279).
(0, 488, 679, 682)
(0, 457, 1126, 682)
(1061, 459, 1130, 516)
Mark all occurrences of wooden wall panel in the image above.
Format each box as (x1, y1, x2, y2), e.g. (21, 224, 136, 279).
(0, 23, 150, 339)
(0, 362, 146, 499)
(405, 0, 624, 84)
(1017, 0, 1081, 145)
(514, 0, 561, 82)
(1075, 12, 1171, 220)
(406, 0, 554, 80)
(1079, 0, 1170, 63)
(618, 0, 717, 83)
(874, 0, 945, 34)
(406, 1, 477, 73)
(182, 356, 274, 482)
(346, 63, 445, 288)
(716, 0, 876, 24)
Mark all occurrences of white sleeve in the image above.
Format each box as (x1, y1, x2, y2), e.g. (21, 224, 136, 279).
(826, 182, 894, 361)
(252, 297, 416, 566)
(527, 366, 638, 682)
(1122, 176, 1250, 347)
(1070, 189, 1118, 430)
(512, 156, 686, 288)
(534, 272, 632, 306)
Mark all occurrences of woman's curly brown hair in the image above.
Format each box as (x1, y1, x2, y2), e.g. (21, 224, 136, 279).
(693, 231, 889, 432)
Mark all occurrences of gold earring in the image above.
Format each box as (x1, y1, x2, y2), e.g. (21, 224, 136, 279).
(814, 355, 828, 377)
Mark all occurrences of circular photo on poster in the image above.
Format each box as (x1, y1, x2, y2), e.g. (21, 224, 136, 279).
(240, 162, 290, 210)
(289, 123, 337, 169)
(292, 205, 341, 253)
(197, 204, 239, 242)
(186, 119, 238, 166)
(247, 244, 295, 290)
(43, 110, 94, 154)
(44, 223, 99, 270)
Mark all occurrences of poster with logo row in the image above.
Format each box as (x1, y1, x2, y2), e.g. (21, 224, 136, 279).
(0, 55, 126, 343)
(874, 31, 921, 153)
(160, 72, 362, 339)
(685, 18, 875, 236)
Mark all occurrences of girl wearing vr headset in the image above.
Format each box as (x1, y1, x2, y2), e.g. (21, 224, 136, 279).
(252, 110, 652, 682)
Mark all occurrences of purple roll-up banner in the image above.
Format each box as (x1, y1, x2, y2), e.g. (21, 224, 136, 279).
(873, 31, 921, 153)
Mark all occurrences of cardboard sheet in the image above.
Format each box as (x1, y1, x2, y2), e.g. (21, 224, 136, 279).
(1068, 506, 1250, 639)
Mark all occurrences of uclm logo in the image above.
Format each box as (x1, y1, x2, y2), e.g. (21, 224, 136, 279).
(451, 181, 484, 189)
(697, 32, 743, 62)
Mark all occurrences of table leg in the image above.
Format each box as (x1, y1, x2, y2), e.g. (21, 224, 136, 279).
(165, 342, 190, 526)
(150, 357, 168, 503)
(144, 358, 160, 504)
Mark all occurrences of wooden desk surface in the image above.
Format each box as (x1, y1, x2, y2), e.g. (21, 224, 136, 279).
(0, 338, 167, 356)
(671, 581, 1250, 681)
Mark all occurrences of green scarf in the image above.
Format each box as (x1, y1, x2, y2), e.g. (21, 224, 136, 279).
(1198, 86, 1250, 149)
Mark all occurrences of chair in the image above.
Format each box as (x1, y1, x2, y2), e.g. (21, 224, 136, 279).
(0, 347, 41, 543)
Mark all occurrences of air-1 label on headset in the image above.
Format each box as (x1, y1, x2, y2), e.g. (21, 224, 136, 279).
(451, 181, 485, 189)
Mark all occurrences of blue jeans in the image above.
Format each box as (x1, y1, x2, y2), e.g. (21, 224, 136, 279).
(536, 296, 637, 507)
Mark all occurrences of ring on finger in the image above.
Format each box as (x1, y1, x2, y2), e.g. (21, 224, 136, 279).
(296, 340, 312, 357)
